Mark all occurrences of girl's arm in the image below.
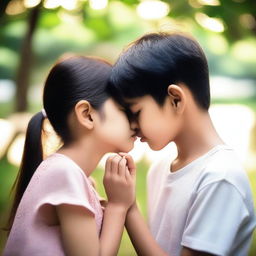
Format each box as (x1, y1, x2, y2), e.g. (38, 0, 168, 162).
(56, 155, 136, 256)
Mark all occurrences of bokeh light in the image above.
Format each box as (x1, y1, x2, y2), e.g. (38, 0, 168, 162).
(6, 0, 26, 15)
(89, 0, 108, 10)
(195, 12, 225, 32)
(7, 134, 25, 167)
(23, 0, 41, 8)
(136, 0, 170, 20)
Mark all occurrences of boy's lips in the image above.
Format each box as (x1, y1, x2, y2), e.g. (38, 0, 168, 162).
(140, 137, 146, 142)
(136, 132, 146, 142)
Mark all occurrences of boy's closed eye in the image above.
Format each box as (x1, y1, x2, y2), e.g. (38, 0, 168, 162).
(117, 107, 134, 124)
(126, 109, 140, 123)
(132, 110, 141, 120)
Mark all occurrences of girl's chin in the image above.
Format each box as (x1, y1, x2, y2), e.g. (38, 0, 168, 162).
(119, 143, 135, 153)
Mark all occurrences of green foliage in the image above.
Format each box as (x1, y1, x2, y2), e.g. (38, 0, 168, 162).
(84, 15, 114, 40)
(162, 0, 256, 43)
(0, 158, 17, 212)
(38, 10, 62, 28)
(248, 171, 256, 256)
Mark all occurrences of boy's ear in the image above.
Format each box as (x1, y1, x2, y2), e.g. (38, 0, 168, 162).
(167, 84, 186, 113)
(74, 100, 94, 129)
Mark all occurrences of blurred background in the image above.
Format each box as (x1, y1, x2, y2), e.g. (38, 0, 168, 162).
(0, 0, 255, 255)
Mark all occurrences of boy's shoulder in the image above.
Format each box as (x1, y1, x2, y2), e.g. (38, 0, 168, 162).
(148, 145, 250, 196)
(200, 145, 245, 179)
(194, 145, 251, 199)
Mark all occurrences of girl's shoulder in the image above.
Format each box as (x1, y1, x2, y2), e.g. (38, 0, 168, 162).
(31, 153, 91, 197)
(38, 153, 86, 179)
(31, 153, 99, 212)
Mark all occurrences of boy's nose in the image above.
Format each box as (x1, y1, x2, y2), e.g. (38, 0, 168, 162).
(130, 121, 140, 136)
(130, 120, 139, 130)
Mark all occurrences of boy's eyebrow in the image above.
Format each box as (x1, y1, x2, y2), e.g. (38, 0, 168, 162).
(127, 102, 135, 107)
(125, 99, 137, 107)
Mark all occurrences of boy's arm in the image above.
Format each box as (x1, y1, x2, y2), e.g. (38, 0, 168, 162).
(125, 203, 168, 256)
(123, 154, 215, 256)
(121, 153, 167, 256)
(126, 204, 215, 256)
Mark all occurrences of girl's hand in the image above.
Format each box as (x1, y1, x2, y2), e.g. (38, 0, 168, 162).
(103, 154, 136, 210)
(118, 153, 136, 176)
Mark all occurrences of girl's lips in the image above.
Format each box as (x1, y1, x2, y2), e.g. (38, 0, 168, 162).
(131, 134, 138, 141)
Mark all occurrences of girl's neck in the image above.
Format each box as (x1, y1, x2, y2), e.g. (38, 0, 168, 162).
(57, 138, 105, 177)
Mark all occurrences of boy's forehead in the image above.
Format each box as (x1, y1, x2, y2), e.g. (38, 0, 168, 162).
(124, 98, 140, 107)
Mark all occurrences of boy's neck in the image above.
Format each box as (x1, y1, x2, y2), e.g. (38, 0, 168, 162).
(172, 110, 224, 172)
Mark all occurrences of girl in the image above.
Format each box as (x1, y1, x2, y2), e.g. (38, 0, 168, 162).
(4, 55, 137, 256)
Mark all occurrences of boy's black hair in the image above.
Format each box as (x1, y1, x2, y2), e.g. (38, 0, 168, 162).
(108, 32, 210, 110)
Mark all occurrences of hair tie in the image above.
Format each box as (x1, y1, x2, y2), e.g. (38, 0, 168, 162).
(41, 109, 47, 118)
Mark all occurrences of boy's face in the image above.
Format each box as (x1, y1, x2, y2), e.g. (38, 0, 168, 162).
(126, 95, 182, 151)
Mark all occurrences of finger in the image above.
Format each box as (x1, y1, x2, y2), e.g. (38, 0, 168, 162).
(125, 166, 132, 182)
(123, 154, 136, 176)
(105, 155, 116, 177)
(118, 156, 127, 177)
(111, 155, 122, 175)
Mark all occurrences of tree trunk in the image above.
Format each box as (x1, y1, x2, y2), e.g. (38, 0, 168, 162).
(15, 5, 41, 112)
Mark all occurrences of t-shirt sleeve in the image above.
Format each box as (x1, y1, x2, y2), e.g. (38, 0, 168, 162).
(36, 166, 95, 216)
(181, 180, 250, 255)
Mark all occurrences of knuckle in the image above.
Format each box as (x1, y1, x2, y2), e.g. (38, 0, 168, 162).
(113, 158, 121, 165)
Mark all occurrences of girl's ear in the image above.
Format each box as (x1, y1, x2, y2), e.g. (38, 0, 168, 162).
(167, 84, 186, 114)
(74, 100, 94, 129)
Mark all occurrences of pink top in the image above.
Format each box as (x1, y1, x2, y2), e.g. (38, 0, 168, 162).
(4, 153, 103, 256)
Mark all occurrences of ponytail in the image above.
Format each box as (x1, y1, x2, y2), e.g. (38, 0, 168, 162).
(6, 111, 45, 232)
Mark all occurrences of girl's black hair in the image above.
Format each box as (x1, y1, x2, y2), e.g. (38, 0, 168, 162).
(6, 56, 111, 231)
(108, 32, 210, 110)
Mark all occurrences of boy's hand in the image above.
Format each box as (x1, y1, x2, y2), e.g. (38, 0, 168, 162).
(103, 154, 136, 210)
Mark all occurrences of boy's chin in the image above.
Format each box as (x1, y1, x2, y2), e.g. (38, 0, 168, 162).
(148, 142, 166, 151)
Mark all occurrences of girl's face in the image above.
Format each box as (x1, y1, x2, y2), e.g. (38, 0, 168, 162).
(94, 99, 136, 153)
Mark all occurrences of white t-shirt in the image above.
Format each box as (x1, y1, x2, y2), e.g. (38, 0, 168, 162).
(147, 145, 256, 256)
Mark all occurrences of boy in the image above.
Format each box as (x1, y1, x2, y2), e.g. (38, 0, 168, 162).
(108, 32, 256, 256)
